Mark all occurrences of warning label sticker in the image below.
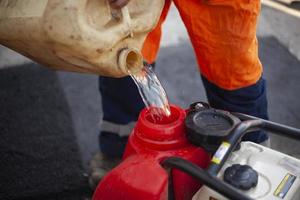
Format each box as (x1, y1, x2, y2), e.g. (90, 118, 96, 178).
(274, 173, 296, 199)
(211, 142, 230, 164)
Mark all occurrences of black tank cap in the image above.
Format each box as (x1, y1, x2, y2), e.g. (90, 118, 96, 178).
(224, 164, 258, 190)
(185, 107, 240, 153)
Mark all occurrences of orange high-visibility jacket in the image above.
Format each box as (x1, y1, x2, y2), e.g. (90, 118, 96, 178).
(142, 0, 262, 90)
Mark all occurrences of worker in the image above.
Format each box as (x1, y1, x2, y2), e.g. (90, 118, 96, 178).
(89, 0, 269, 189)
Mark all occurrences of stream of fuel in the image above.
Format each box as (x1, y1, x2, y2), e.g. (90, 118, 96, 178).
(129, 64, 171, 123)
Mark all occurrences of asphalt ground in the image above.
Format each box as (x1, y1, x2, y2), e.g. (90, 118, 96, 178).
(0, 4, 300, 200)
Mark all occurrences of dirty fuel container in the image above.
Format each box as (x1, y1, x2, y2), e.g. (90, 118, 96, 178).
(0, 0, 164, 76)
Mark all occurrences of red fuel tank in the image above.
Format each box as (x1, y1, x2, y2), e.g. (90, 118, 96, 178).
(92, 105, 210, 200)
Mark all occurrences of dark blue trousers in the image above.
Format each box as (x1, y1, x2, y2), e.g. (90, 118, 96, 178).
(99, 70, 268, 158)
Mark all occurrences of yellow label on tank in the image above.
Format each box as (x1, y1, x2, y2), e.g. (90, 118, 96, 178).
(211, 142, 231, 164)
(0, 0, 48, 18)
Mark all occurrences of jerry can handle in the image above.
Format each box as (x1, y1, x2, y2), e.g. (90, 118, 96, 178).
(107, 3, 133, 37)
(121, 6, 133, 37)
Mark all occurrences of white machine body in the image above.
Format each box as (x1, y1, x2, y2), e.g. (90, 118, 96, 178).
(193, 142, 300, 200)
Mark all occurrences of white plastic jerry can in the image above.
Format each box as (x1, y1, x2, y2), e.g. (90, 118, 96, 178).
(0, 0, 164, 76)
(193, 142, 300, 200)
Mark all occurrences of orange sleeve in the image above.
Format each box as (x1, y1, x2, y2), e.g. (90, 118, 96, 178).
(142, 0, 172, 64)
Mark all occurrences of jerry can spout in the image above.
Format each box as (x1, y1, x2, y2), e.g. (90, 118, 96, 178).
(118, 48, 143, 74)
(125, 105, 189, 152)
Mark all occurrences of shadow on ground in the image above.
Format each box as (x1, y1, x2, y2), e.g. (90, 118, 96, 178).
(289, 2, 300, 10)
(0, 64, 90, 200)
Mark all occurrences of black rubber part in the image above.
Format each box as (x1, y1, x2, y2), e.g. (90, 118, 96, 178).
(162, 157, 253, 200)
(185, 108, 240, 153)
(224, 164, 258, 190)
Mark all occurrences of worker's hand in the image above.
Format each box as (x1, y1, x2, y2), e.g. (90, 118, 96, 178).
(108, 0, 130, 9)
